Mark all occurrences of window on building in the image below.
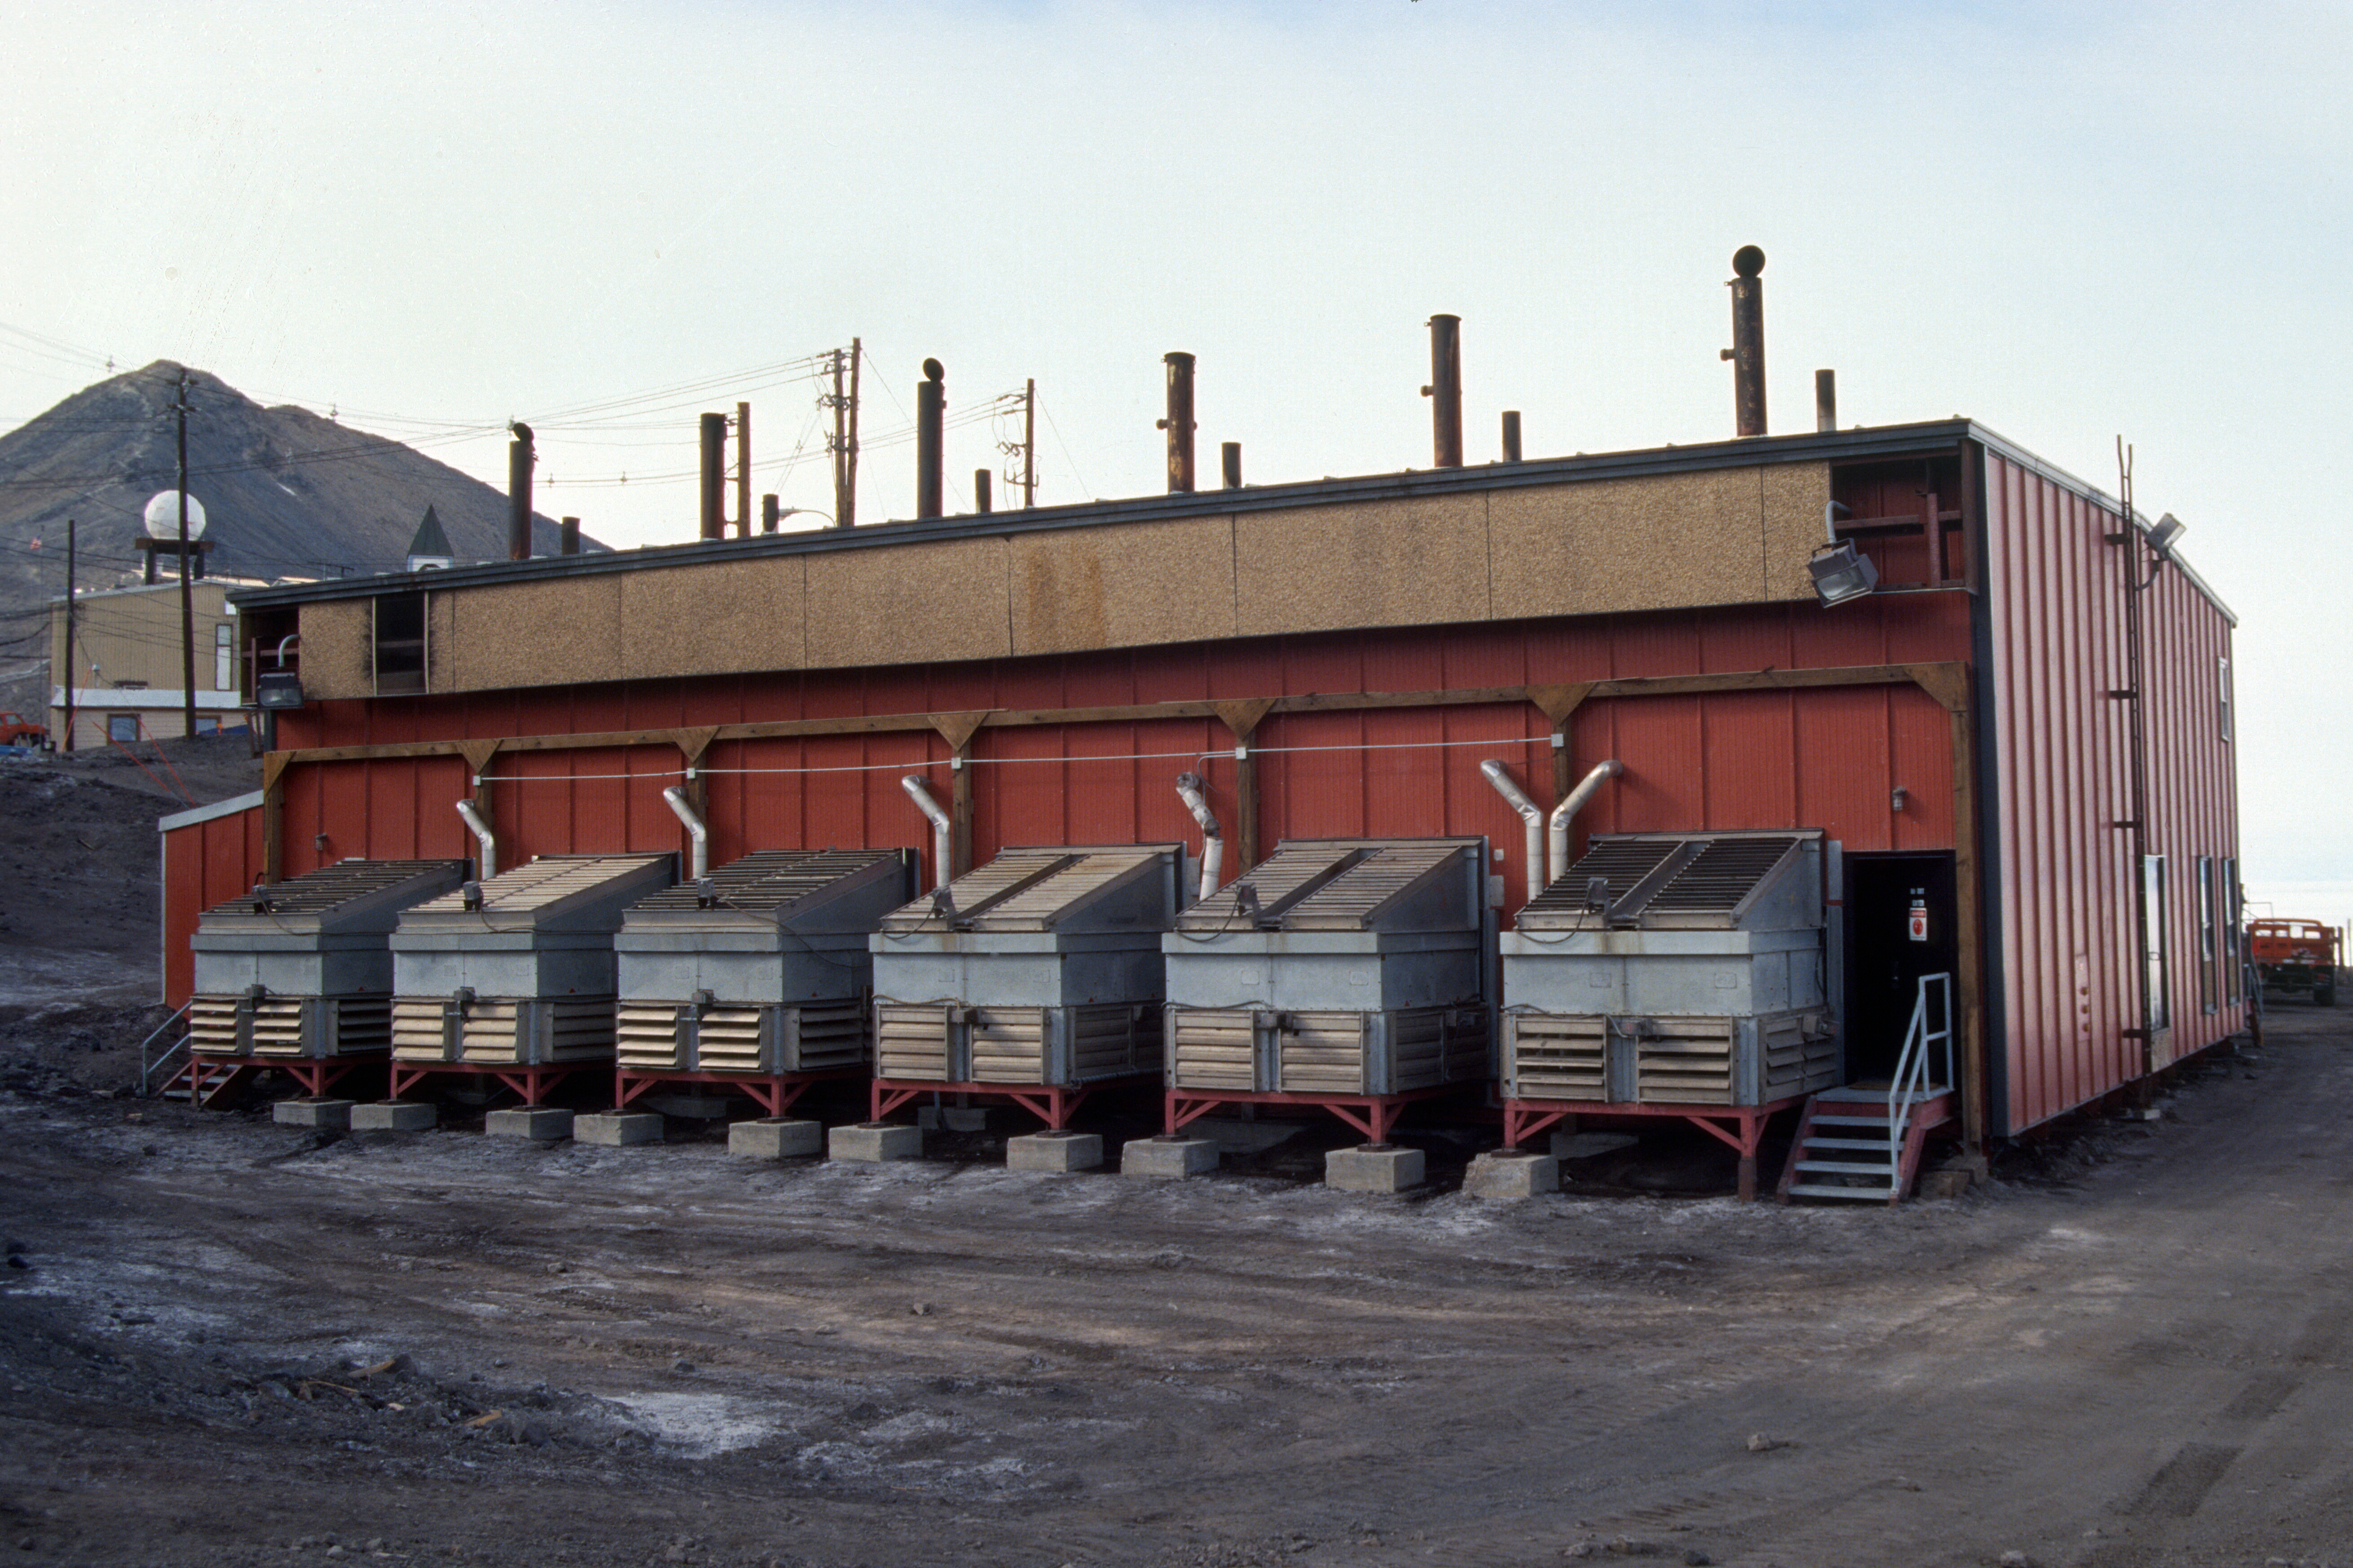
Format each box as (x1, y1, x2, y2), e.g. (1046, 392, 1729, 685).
(214, 623, 234, 691)
(2222, 858, 2243, 1005)
(106, 714, 139, 744)
(2142, 855, 2170, 1032)
(2218, 656, 2233, 743)
(112, 679, 148, 691)
(2197, 856, 2217, 1015)
(374, 591, 426, 696)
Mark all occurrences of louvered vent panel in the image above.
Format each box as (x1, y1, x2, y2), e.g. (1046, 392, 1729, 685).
(546, 998, 617, 1061)
(411, 855, 668, 918)
(1522, 840, 1683, 916)
(878, 851, 1071, 931)
(189, 996, 244, 1053)
(1634, 1018, 1736, 1103)
(1505, 1014, 1608, 1099)
(1644, 837, 1802, 914)
(616, 1002, 688, 1069)
(1277, 1012, 1368, 1094)
(965, 850, 1159, 931)
(1280, 844, 1460, 931)
(206, 860, 459, 920)
(458, 1001, 523, 1063)
(969, 1007, 1050, 1082)
(1170, 1009, 1258, 1089)
(247, 997, 308, 1057)
(332, 996, 391, 1055)
(390, 999, 455, 1061)
(876, 1004, 954, 1079)
(631, 849, 899, 914)
(694, 1007, 766, 1072)
(1176, 845, 1355, 930)
(787, 1000, 867, 1072)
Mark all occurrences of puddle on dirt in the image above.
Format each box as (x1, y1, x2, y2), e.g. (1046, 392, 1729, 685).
(607, 1391, 781, 1457)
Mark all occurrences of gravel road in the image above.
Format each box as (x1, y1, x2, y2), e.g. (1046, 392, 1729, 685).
(0, 1004, 2344, 1568)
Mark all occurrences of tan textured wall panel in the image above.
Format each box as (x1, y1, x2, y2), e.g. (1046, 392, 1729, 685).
(1009, 515, 1236, 656)
(1491, 467, 1781, 619)
(1761, 462, 1833, 601)
(1234, 495, 1489, 635)
(804, 535, 1010, 668)
(618, 557, 805, 679)
(448, 576, 624, 691)
(299, 600, 373, 700)
(426, 591, 457, 692)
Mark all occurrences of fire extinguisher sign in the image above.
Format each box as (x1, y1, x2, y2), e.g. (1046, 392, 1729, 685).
(1908, 891, 1930, 943)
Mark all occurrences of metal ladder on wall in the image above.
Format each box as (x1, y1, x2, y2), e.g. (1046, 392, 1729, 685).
(1780, 973, 1957, 1205)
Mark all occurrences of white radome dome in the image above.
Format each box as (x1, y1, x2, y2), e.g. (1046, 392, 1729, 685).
(142, 490, 208, 540)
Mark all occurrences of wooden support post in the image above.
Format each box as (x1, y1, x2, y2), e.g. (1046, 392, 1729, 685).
(260, 751, 291, 883)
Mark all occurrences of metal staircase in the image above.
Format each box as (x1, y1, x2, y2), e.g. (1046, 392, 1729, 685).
(1780, 973, 1956, 1205)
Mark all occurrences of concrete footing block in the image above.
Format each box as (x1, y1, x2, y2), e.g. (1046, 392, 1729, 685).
(728, 1118, 823, 1159)
(350, 1101, 437, 1132)
(272, 1098, 353, 1130)
(1121, 1136, 1218, 1178)
(1007, 1131, 1103, 1172)
(574, 1112, 664, 1147)
(485, 1106, 575, 1141)
(829, 1122, 923, 1163)
(1325, 1144, 1425, 1193)
(1463, 1150, 1560, 1199)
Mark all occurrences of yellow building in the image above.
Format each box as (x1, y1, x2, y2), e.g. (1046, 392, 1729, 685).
(47, 579, 264, 749)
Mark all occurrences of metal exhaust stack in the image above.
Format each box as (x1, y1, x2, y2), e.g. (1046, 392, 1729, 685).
(1221, 442, 1242, 489)
(699, 413, 727, 540)
(900, 775, 952, 891)
(1724, 246, 1767, 437)
(1479, 760, 1545, 911)
(1158, 352, 1197, 493)
(1501, 411, 1522, 463)
(559, 516, 580, 556)
(762, 494, 780, 533)
(1546, 760, 1623, 886)
(661, 786, 709, 881)
(456, 800, 498, 880)
(506, 422, 534, 560)
(1173, 772, 1222, 899)
(1423, 315, 1463, 467)
(916, 359, 945, 519)
(1815, 369, 1836, 432)
(975, 469, 993, 514)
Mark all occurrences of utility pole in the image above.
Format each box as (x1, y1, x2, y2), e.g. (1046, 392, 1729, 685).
(1023, 378, 1036, 508)
(61, 519, 75, 752)
(828, 348, 848, 527)
(735, 401, 751, 538)
(843, 338, 861, 529)
(174, 370, 197, 740)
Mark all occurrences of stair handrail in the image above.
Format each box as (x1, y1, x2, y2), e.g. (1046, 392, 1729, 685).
(137, 1004, 191, 1098)
(1886, 972, 1953, 1173)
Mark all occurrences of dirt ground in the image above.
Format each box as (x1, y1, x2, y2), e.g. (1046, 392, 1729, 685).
(0, 987, 2344, 1568)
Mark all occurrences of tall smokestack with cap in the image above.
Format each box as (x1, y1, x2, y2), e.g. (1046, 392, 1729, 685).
(1158, 352, 1196, 493)
(1725, 246, 1767, 437)
(699, 413, 727, 540)
(915, 359, 945, 519)
(507, 421, 534, 560)
(1423, 314, 1463, 468)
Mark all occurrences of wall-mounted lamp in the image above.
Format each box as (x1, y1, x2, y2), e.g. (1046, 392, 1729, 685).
(1891, 785, 1908, 813)
(2145, 512, 2186, 555)
(1809, 500, 1878, 608)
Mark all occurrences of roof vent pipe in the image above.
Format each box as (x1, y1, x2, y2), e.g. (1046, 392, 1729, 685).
(455, 799, 497, 880)
(1422, 314, 1463, 467)
(1501, 411, 1522, 463)
(1547, 760, 1624, 886)
(661, 785, 709, 881)
(559, 515, 580, 555)
(1815, 368, 1836, 433)
(1173, 771, 1222, 900)
(1221, 442, 1242, 489)
(1158, 352, 1196, 493)
(1479, 760, 1546, 911)
(506, 421, 534, 560)
(915, 359, 945, 519)
(699, 413, 727, 540)
(1723, 246, 1767, 437)
(900, 775, 952, 890)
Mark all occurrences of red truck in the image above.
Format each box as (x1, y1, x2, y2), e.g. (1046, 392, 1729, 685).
(0, 712, 45, 748)
(2248, 919, 2342, 1007)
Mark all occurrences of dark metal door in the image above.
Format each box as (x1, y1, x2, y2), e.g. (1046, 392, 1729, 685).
(1844, 853, 1957, 1082)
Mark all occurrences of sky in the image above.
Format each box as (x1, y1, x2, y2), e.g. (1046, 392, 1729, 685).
(0, 0, 2347, 904)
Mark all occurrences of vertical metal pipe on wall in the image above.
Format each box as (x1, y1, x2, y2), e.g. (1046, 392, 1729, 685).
(1424, 315, 1463, 467)
(916, 360, 945, 520)
(699, 413, 727, 540)
(1726, 247, 1767, 437)
(1160, 352, 1196, 493)
(506, 422, 534, 560)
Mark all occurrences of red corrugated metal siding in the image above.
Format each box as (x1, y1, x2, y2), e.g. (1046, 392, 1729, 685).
(1983, 452, 2240, 1134)
(161, 803, 266, 1007)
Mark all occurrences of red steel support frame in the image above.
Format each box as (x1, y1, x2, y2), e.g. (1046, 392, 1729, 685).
(386, 1061, 588, 1107)
(176, 1053, 380, 1107)
(870, 1077, 1096, 1131)
(1166, 1085, 1464, 1146)
(616, 1066, 859, 1120)
(1501, 1096, 1806, 1202)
